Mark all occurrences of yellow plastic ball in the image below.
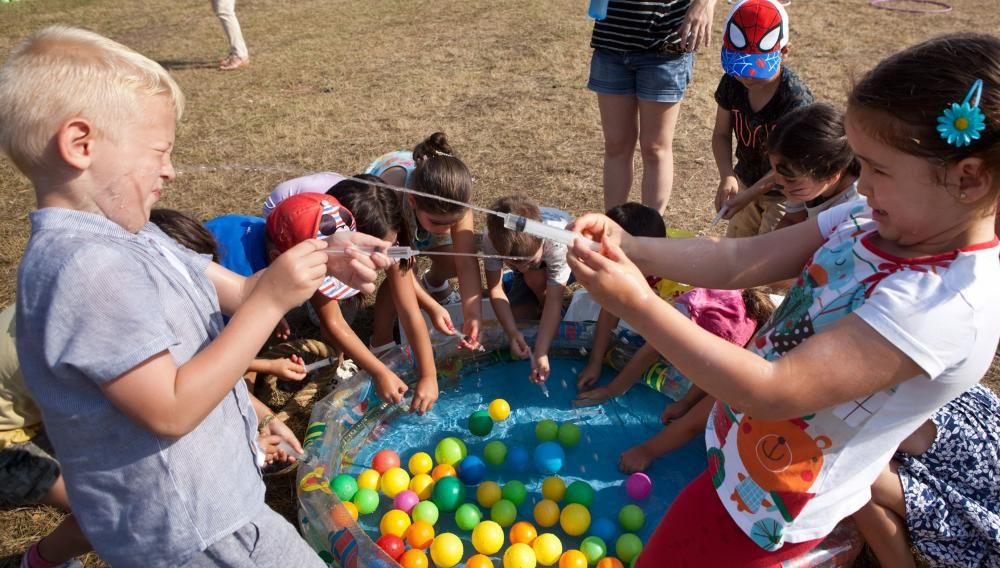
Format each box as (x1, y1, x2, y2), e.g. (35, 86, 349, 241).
(533, 499, 560, 528)
(541, 477, 566, 502)
(488, 399, 511, 421)
(409, 452, 434, 476)
(559, 504, 591, 537)
(430, 532, 464, 568)
(504, 542, 538, 568)
(379, 508, 412, 538)
(533, 533, 564, 567)
(357, 468, 381, 491)
(409, 473, 435, 500)
(471, 520, 505, 555)
(342, 501, 359, 522)
(509, 521, 538, 545)
(381, 467, 411, 498)
(466, 554, 495, 568)
(477, 481, 503, 508)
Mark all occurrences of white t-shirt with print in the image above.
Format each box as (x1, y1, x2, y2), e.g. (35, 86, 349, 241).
(705, 201, 1000, 549)
(482, 207, 572, 286)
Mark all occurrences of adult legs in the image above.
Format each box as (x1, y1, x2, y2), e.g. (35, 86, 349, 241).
(211, 0, 248, 63)
(637, 99, 681, 214)
(597, 94, 639, 211)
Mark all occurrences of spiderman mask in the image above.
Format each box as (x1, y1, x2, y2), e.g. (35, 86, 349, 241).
(721, 0, 789, 80)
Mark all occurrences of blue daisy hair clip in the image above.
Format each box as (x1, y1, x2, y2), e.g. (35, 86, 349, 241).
(937, 78, 987, 148)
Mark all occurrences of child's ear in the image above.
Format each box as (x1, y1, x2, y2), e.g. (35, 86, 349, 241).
(781, 44, 791, 58)
(57, 117, 94, 170)
(407, 195, 417, 209)
(954, 157, 992, 204)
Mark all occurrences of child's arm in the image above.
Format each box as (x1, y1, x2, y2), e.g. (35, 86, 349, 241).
(574, 341, 661, 406)
(620, 396, 714, 473)
(485, 268, 532, 358)
(529, 283, 566, 384)
(247, 355, 307, 382)
(451, 210, 483, 349)
(101, 240, 329, 438)
(576, 308, 620, 390)
(411, 271, 457, 336)
(776, 209, 808, 230)
(387, 265, 439, 414)
(249, 394, 303, 462)
(712, 105, 742, 212)
(720, 170, 776, 220)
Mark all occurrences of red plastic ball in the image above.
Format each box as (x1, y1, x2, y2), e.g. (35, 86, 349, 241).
(372, 449, 401, 474)
(376, 534, 405, 560)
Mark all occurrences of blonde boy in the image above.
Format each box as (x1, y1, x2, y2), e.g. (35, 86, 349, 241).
(0, 27, 386, 566)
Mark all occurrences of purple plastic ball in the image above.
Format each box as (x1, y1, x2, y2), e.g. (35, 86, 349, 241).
(625, 472, 652, 501)
(394, 490, 420, 514)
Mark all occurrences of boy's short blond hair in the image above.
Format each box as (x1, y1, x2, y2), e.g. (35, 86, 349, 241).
(0, 26, 184, 174)
(486, 195, 543, 258)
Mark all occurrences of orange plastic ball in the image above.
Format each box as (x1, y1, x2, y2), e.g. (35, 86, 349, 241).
(406, 521, 436, 550)
(340, 501, 359, 522)
(466, 554, 495, 568)
(559, 550, 588, 568)
(509, 521, 539, 545)
(596, 559, 624, 568)
(432, 463, 458, 481)
(399, 549, 429, 568)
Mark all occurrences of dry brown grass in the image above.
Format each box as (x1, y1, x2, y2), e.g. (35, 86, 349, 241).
(1, 0, 999, 565)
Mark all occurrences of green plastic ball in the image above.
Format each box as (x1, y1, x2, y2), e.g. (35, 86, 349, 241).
(484, 441, 508, 465)
(412, 500, 440, 526)
(557, 423, 582, 447)
(535, 419, 559, 442)
(455, 503, 483, 531)
(490, 499, 518, 527)
(580, 536, 608, 564)
(564, 480, 595, 508)
(352, 487, 379, 515)
(502, 480, 527, 506)
(432, 476, 467, 512)
(616, 533, 643, 564)
(330, 474, 358, 502)
(436, 438, 464, 466)
(618, 504, 645, 532)
(454, 437, 468, 459)
(468, 410, 494, 437)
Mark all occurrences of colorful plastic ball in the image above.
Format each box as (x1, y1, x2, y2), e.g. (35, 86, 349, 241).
(468, 410, 495, 437)
(535, 419, 559, 442)
(564, 481, 595, 508)
(399, 549, 429, 568)
(410, 473, 435, 500)
(541, 477, 566, 502)
(409, 451, 434, 475)
(477, 481, 503, 508)
(436, 438, 465, 466)
(454, 438, 469, 459)
(489, 399, 511, 421)
(558, 550, 588, 568)
(330, 474, 359, 502)
(472, 520, 505, 555)
(341, 501, 359, 521)
(533, 499, 560, 527)
(380, 467, 411, 498)
(508, 446, 530, 472)
(379, 509, 412, 538)
(352, 487, 379, 515)
(559, 503, 591, 536)
(509, 521, 538, 545)
(590, 517, 618, 543)
(458, 455, 488, 485)
(597, 558, 625, 568)
(372, 449, 401, 473)
(467, 554, 495, 568)
(455, 503, 483, 531)
(430, 533, 464, 568)
(412, 501, 440, 526)
(502, 480, 528, 506)
(357, 468, 380, 491)
(504, 542, 538, 568)
(406, 520, 436, 550)
(615, 534, 642, 564)
(484, 441, 508, 465)
(431, 475, 467, 512)
(533, 442, 565, 474)
(432, 463, 458, 481)
(490, 499, 518, 527)
(394, 489, 420, 514)
(618, 505, 645, 532)
(556, 423, 581, 447)
(625, 473, 652, 501)
(580, 536, 607, 564)
(376, 534, 405, 560)
(533, 533, 563, 566)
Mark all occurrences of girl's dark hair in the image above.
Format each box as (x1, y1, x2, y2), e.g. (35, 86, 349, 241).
(605, 202, 667, 238)
(848, 33, 1000, 205)
(410, 132, 473, 216)
(742, 288, 775, 338)
(767, 102, 860, 180)
(149, 208, 219, 262)
(327, 174, 413, 270)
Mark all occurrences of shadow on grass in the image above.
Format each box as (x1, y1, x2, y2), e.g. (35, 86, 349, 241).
(156, 59, 217, 71)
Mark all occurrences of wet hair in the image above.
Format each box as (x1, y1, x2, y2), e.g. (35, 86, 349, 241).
(485, 196, 542, 258)
(848, 33, 1000, 207)
(149, 209, 218, 262)
(326, 173, 413, 270)
(410, 132, 473, 216)
(605, 202, 667, 238)
(767, 102, 860, 181)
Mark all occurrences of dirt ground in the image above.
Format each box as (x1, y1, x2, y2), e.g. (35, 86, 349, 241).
(1, 0, 998, 565)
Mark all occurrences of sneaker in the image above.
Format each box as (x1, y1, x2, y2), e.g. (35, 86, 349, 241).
(420, 275, 460, 306)
(218, 54, 249, 71)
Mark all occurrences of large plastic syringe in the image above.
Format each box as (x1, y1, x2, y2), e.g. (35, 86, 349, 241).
(501, 213, 602, 251)
(325, 244, 530, 262)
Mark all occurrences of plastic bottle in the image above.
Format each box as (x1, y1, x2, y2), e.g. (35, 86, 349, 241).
(588, 0, 610, 20)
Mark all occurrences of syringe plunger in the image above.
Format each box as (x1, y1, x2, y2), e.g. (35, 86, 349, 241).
(503, 215, 601, 251)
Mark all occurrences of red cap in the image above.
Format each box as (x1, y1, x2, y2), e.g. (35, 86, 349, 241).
(266, 193, 356, 253)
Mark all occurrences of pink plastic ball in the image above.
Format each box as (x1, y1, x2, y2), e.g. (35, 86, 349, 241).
(394, 490, 420, 514)
(625, 473, 652, 501)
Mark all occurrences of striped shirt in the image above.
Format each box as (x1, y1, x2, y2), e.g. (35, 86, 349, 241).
(591, 0, 692, 52)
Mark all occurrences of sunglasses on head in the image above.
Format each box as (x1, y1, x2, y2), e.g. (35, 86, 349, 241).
(317, 209, 355, 237)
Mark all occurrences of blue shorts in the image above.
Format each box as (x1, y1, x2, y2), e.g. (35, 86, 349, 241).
(587, 48, 693, 103)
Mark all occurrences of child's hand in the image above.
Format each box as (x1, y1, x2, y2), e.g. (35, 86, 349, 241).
(257, 239, 329, 312)
(661, 399, 693, 424)
(509, 333, 531, 359)
(258, 433, 285, 465)
(374, 371, 409, 405)
(568, 214, 630, 252)
(430, 306, 457, 336)
(273, 318, 291, 341)
(459, 318, 481, 351)
(271, 355, 306, 381)
(573, 384, 625, 408)
(715, 176, 741, 213)
(410, 376, 439, 415)
(324, 232, 395, 295)
(722, 182, 760, 219)
(567, 238, 652, 321)
(619, 444, 656, 474)
(576, 361, 603, 391)
(530, 353, 550, 384)
(261, 416, 303, 462)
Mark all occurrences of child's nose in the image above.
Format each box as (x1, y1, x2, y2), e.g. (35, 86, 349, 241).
(162, 159, 176, 181)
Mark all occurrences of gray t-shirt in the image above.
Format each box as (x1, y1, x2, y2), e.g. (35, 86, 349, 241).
(482, 207, 572, 286)
(785, 182, 863, 218)
(16, 209, 265, 567)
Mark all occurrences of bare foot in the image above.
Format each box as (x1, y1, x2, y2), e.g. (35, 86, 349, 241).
(218, 55, 249, 71)
(661, 400, 692, 424)
(620, 445, 655, 473)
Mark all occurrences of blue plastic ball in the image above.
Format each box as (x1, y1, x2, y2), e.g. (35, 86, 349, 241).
(533, 442, 565, 474)
(507, 446, 530, 472)
(590, 516, 619, 543)
(458, 455, 487, 485)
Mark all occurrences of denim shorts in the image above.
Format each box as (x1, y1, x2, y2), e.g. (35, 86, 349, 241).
(0, 429, 60, 505)
(588, 48, 694, 103)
